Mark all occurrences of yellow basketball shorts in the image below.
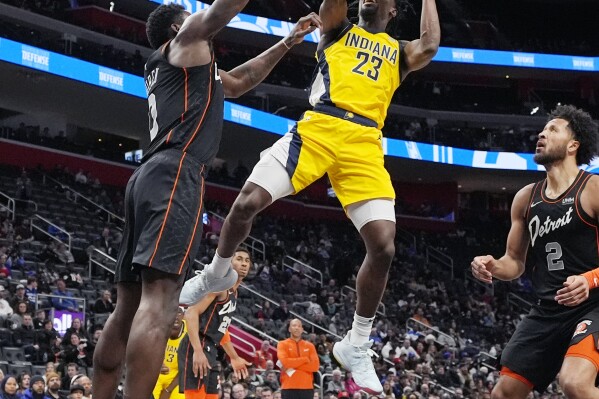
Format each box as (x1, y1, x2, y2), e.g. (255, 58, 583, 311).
(268, 110, 395, 208)
(153, 374, 185, 399)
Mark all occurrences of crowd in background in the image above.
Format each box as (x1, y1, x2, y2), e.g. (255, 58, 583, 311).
(2, 163, 555, 398)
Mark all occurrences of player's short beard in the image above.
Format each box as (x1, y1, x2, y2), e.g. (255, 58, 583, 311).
(533, 143, 567, 165)
(359, 5, 378, 20)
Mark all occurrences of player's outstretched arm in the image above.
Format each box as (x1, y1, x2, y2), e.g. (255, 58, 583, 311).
(400, 0, 440, 77)
(184, 293, 218, 378)
(471, 185, 532, 283)
(221, 331, 252, 379)
(176, 0, 250, 44)
(219, 13, 322, 98)
(319, 0, 349, 36)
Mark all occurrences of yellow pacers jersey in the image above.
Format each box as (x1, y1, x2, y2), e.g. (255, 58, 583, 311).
(309, 24, 401, 129)
(163, 320, 187, 378)
(154, 320, 187, 399)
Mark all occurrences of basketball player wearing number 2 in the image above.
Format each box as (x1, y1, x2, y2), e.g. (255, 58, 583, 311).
(471, 105, 599, 399)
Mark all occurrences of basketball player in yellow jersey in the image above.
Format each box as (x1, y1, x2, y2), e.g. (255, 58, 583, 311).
(180, 0, 440, 394)
(153, 307, 187, 399)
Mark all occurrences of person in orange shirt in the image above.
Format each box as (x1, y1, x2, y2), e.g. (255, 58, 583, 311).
(277, 319, 320, 399)
(254, 340, 274, 369)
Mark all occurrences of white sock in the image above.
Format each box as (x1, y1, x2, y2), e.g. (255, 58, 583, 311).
(349, 312, 374, 346)
(205, 252, 232, 279)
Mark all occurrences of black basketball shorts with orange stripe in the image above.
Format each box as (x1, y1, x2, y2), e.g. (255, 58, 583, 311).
(115, 148, 206, 282)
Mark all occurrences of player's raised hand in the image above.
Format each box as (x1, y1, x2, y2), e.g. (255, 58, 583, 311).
(556, 275, 590, 306)
(192, 350, 212, 379)
(283, 13, 323, 47)
(471, 255, 496, 284)
(231, 356, 253, 380)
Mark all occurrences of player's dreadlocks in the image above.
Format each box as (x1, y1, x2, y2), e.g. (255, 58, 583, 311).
(146, 4, 187, 49)
(549, 104, 599, 166)
(347, 0, 414, 39)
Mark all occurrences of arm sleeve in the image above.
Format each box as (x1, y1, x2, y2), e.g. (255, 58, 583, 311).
(582, 269, 599, 289)
(220, 329, 231, 345)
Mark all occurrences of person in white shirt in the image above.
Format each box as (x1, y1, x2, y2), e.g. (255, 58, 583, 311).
(395, 339, 419, 360)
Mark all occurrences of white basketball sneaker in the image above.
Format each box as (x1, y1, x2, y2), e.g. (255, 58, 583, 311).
(179, 267, 238, 306)
(333, 332, 383, 395)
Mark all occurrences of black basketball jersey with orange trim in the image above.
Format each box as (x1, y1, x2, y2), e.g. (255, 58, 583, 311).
(200, 289, 237, 346)
(526, 170, 599, 302)
(143, 42, 224, 163)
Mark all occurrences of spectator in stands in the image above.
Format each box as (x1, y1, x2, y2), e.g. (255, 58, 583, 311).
(323, 296, 341, 317)
(254, 340, 274, 369)
(13, 313, 41, 363)
(91, 290, 113, 314)
(255, 301, 274, 320)
(84, 328, 102, 362)
(54, 244, 74, 266)
(411, 308, 431, 327)
(261, 360, 276, 378)
(15, 171, 32, 201)
(33, 309, 46, 330)
(232, 384, 247, 399)
(0, 255, 10, 278)
(74, 170, 87, 186)
(246, 365, 264, 391)
(99, 228, 114, 257)
(342, 372, 360, 397)
(10, 301, 30, 329)
(261, 385, 274, 399)
(0, 376, 20, 399)
(11, 285, 32, 312)
(38, 320, 60, 364)
(14, 219, 34, 244)
(51, 279, 77, 312)
(36, 264, 60, 294)
(272, 300, 290, 322)
(264, 372, 280, 390)
(0, 286, 13, 322)
(45, 373, 65, 399)
(60, 364, 79, 391)
(293, 294, 325, 319)
(17, 373, 31, 396)
(63, 318, 88, 345)
(69, 385, 84, 399)
(396, 339, 419, 361)
(25, 278, 38, 303)
(23, 375, 49, 399)
(70, 376, 91, 399)
(58, 334, 89, 369)
(326, 370, 345, 394)
(317, 344, 332, 369)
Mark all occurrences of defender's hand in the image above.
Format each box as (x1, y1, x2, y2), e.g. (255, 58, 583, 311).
(283, 13, 322, 47)
(192, 350, 211, 379)
(160, 364, 170, 375)
(471, 255, 496, 284)
(231, 357, 253, 380)
(556, 275, 589, 306)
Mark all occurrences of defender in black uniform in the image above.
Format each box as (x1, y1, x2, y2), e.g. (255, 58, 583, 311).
(92, 2, 322, 399)
(179, 248, 253, 399)
(472, 105, 599, 399)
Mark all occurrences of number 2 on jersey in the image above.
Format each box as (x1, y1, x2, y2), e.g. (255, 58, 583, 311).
(218, 315, 232, 333)
(546, 241, 565, 271)
(352, 51, 382, 81)
(148, 93, 159, 141)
